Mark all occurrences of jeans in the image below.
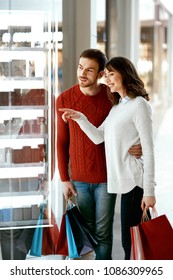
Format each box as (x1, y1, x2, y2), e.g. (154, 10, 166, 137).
(121, 186, 143, 260)
(73, 181, 116, 260)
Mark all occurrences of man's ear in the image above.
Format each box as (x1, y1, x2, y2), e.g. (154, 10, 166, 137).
(98, 70, 104, 79)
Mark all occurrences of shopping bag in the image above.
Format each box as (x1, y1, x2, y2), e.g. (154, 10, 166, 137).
(29, 202, 47, 257)
(65, 214, 80, 259)
(130, 209, 151, 260)
(139, 214, 173, 260)
(42, 208, 60, 255)
(130, 223, 145, 260)
(56, 213, 68, 256)
(131, 210, 173, 260)
(29, 208, 44, 257)
(66, 201, 98, 256)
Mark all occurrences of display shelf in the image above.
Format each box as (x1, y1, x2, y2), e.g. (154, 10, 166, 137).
(0, 8, 53, 231)
(0, 80, 45, 91)
(0, 47, 48, 52)
(0, 106, 48, 110)
(0, 220, 50, 229)
(0, 134, 48, 139)
(0, 165, 46, 178)
(0, 162, 46, 168)
(0, 193, 44, 205)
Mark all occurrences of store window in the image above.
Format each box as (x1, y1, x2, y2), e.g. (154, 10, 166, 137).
(0, 0, 62, 260)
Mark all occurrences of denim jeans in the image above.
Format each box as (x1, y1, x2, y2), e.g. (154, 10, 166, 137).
(72, 181, 116, 260)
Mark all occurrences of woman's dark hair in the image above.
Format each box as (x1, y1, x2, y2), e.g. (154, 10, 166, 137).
(80, 49, 107, 72)
(105, 56, 149, 105)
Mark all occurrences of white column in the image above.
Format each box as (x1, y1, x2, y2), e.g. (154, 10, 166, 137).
(106, 0, 139, 65)
(117, 0, 139, 65)
(62, 0, 97, 89)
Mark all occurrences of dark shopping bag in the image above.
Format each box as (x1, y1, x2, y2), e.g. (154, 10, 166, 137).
(56, 213, 68, 256)
(65, 214, 80, 259)
(131, 209, 173, 260)
(66, 201, 98, 256)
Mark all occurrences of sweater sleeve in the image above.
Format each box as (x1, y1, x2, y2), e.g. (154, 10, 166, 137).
(75, 113, 105, 144)
(56, 95, 71, 181)
(134, 99, 156, 196)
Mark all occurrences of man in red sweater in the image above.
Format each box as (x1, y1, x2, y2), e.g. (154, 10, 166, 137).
(56, 49, 140, 259)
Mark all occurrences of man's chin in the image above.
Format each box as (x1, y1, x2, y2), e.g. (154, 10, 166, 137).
(79, 82, 88, 87)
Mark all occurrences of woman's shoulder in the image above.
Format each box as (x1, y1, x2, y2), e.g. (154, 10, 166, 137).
(135, 96, 150, 106)
(133, 96, 152, 116)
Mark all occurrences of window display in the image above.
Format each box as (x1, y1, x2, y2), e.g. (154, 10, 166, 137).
(0, 10, 54, 230)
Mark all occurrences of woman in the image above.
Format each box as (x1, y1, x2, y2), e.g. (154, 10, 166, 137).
(59, 56, 156, 259)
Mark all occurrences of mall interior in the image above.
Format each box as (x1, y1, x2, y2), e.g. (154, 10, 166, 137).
(0, 0, 173, 260)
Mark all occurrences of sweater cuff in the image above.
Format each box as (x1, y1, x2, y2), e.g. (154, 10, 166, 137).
(143, 186, 155, 196)
(75, 113, 87, 123)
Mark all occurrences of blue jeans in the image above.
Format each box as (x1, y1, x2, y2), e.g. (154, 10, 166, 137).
(72, 181, 116, 260)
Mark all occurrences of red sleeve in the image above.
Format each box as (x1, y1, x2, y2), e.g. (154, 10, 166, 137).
(56, 94, 70, 181)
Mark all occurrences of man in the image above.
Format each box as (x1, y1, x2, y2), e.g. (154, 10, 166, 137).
(56, 49, 141, 260)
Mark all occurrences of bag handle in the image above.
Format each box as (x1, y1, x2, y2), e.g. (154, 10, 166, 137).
(141, 206, 158, 223)
(66, 199, 75, 210)
(150, 206, 158, 218)
(141, 211, 150, 223)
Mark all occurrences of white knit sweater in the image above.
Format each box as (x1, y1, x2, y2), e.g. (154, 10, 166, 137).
(76, 96, 156, 196)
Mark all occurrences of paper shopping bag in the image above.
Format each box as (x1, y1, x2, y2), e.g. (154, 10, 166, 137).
(131, 213, 173, 260)
(139, 214, 173, 260)
(130, 224, 145, 260)
(66, 203, 98, 256)
(29, 210, 43, 257)
(65, 214, 80, 259)
(29, 202, 47, 257)
(56, 213, 68, 256)
(42, 208, 59, 255)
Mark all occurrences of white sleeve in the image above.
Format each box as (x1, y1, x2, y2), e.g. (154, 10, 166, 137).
(75, 113, 104, 144)
(134, 100, 156, 196)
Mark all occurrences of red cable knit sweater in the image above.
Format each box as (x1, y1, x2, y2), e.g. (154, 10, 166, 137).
(56, 84, 112, 183)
